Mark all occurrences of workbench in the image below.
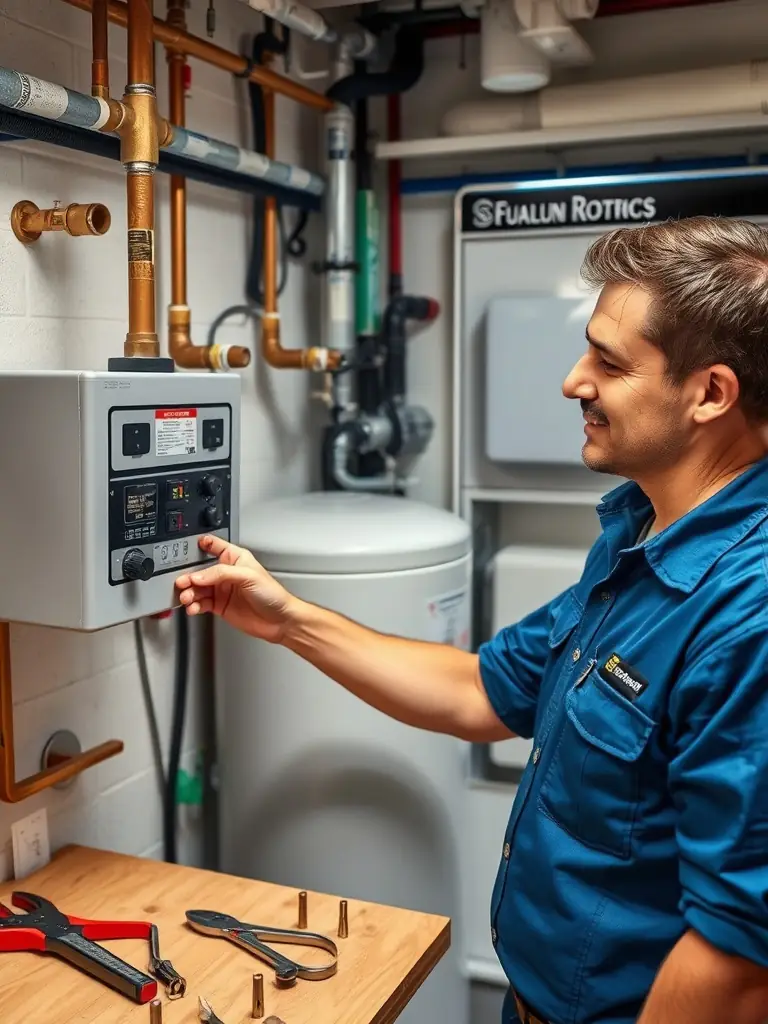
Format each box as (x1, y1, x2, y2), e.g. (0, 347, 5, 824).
(0, 845, 450, 1024)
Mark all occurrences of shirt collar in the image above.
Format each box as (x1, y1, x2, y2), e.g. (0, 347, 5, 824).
(596, 456, 768, 594)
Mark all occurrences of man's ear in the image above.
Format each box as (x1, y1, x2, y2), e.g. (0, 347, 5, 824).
(689, 364, 740, 425)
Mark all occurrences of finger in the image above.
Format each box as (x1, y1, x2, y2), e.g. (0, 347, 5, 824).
(184, 597, 214, 616)
(177, 585, 213, 606)
(199, 535, 242, 560)
(188, 563, 248, 588)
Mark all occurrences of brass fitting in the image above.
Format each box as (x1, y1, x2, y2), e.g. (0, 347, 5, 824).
(11, 200, 111, 244)
(261, 315, 341, 371)
(121, 90, 159, 167)
(168, 305, 251, 371)
(100, 97, 129, 134)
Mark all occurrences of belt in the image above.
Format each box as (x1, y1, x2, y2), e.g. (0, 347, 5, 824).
(512, 985, 551, 1024)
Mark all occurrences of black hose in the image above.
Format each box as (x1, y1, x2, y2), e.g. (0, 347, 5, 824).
(164, 607, 189, 864)
(326, 28, 424, 106)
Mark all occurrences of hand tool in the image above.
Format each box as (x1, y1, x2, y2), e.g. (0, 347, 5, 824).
(0, 891, 185, 1003)
(199, 995, 228, 1024)
(185, 909, 339, 985)
(149, 922, 187, 998)
(337, 900, 348, 939)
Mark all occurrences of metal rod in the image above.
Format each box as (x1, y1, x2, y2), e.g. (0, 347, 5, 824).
(59, 0, 334, 111)
(338, 900, 348, 939)
(252, 973, 264, 1018)
(150, 999, 163, 1024)
(298, 891, 308, 929)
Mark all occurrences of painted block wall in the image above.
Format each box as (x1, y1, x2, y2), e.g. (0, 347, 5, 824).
(0, 0, 323, 877)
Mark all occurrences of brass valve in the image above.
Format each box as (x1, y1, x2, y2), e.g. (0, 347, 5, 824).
(11, 199, 112, 244)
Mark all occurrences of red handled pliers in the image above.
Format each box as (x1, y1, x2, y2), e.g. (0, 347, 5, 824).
(0, 891, 186, 1003)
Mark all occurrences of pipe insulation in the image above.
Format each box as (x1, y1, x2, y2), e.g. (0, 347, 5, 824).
(442, 60, 768, 136)
(0, 66, 324, 198)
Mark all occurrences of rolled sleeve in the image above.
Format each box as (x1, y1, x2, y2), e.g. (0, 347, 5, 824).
(669, 627, 768, 967)
(478, 587, 573, 739)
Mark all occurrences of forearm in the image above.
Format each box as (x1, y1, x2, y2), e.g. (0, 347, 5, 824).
(637, 930, 768, 1024)
(282, 598, 512, 741)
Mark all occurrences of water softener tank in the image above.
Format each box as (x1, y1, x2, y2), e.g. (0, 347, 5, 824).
(216, 491, 472, 1024)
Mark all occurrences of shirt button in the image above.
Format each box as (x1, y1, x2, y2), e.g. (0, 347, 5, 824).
(572, 647, 581, 662)
(600, 591, 611, 602)
(503, 842, 510, 859)
(491, 927, 497, 944)
(532, 747, 541, 764)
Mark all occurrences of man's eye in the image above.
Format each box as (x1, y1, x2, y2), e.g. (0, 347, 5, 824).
(600, 358, 620, 372)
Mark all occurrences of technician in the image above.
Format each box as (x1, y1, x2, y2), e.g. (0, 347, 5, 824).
(176, 215, 768, 1024)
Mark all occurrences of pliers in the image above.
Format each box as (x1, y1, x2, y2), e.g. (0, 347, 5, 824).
(0, 891, 186, 1003)
(186, 909, 338, 985)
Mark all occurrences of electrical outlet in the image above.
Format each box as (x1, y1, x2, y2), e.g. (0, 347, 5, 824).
(11, 808, 51, 880)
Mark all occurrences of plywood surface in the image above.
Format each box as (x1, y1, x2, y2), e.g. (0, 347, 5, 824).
(0, 844, 450, 1024)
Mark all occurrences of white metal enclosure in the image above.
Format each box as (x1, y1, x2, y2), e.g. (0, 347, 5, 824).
(216, 491, 473, 1024)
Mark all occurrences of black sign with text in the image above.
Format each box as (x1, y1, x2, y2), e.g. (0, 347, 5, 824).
(460, 172, 768, 234)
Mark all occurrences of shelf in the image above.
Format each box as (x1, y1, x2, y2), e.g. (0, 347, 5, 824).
(375, 111, 768, 163)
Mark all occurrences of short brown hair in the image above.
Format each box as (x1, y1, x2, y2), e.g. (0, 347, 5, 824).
(581, 215, 768, 420)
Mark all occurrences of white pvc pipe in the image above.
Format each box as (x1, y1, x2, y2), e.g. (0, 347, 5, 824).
(235, 0, 337, 42)
(442, 60, 768, 136)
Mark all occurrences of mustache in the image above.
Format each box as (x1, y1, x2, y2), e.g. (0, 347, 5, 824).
(581, 401, 609, 425)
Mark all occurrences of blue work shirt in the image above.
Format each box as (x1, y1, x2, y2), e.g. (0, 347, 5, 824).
(479, 457, 768, 1024)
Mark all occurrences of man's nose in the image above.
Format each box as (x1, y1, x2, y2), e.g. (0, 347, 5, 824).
(563, 355, 597, 401)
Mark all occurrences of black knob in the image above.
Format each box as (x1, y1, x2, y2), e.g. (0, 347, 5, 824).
(123, 547, 154, 582)
(202, 505, 223, 529)
(200, 474, 222, 498)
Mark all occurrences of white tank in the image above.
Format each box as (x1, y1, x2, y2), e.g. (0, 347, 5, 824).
(215, 491, 472, 1024)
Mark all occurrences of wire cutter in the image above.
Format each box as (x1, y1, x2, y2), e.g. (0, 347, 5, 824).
(0, 891, 186, 1003)
(186, 909, 338, 985)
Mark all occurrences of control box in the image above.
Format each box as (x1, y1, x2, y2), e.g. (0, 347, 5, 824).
(0, 370, 241, 630)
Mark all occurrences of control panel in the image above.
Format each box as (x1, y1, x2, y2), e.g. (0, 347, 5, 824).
(108, 404, 233, 585)
(0, 370, 241, 631)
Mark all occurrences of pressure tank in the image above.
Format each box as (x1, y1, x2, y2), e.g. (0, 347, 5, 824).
(215, 491, 472, 1024)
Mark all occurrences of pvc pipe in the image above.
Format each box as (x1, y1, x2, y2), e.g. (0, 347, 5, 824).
(0, 66, 324, 198)
(234, 0, 338, 42)
(442, 60, 768, 136)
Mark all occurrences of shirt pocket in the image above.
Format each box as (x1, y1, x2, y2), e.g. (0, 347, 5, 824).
(537, 665, 656, 859)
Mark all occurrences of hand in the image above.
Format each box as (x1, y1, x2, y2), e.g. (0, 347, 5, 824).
(174, 535, 299, 644)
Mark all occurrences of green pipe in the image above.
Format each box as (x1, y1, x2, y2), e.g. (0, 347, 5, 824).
(355, 189, 380, 336)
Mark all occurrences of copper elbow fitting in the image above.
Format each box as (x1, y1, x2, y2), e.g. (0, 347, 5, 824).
(261, 315, 342, 371)
(168, 306, 251, 371)
(11, 201, 111, 244)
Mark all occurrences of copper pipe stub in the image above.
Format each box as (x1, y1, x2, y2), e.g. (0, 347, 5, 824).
(149, 999, 162, 1024)
(338, 900, 348, 939)
(252, 974, 264, 1018)
(298, 891, 307, 929)
(11, 200, 111, 244)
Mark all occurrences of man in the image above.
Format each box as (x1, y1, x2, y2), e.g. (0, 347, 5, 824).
(176, 215, 768, 1024)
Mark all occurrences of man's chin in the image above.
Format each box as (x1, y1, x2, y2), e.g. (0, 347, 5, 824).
(581, 441, 616, 475)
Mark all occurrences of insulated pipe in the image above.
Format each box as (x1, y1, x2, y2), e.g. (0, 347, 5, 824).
(166, 0, 250, 371)
(121, 0, 160, 360)
(0, 68, 324, 199)
(60, 0, 334, 112)
(261, 67, 341, 371)
(441, 61, 768, 136)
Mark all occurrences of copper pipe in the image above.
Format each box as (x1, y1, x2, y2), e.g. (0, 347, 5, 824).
(261, 83, 342, 371)
(61, 0, 334, 111)
(11, 200, 111, 243)
(91, 0, 110, 97)
(165, 0, 250, 372)
(121, 0, 160, 359)
(0, 622, 123, 803)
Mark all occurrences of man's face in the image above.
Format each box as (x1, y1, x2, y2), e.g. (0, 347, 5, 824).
(562, 282, 692, 477)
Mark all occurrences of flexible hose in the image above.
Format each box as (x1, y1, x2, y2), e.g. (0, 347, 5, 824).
(164, 608, 189, 864)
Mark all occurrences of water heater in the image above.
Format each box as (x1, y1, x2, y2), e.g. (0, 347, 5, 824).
(0, 369, 240, 630)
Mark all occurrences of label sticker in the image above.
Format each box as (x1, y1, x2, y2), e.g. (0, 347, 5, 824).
(155, 408, 197, 458)
(598, 652, 649, 702)
(154, 537, 193, 570)
(426, 587, 470, 649)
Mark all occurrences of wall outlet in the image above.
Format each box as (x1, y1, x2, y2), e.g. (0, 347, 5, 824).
(11, 808, 51, 880)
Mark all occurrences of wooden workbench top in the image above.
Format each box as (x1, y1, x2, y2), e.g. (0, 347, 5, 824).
(0, 844, 450, 1024)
